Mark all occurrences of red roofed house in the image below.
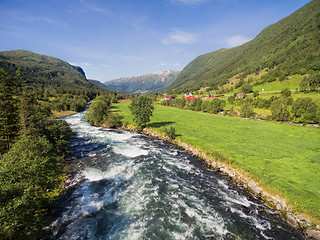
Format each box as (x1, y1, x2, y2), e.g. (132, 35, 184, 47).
(161, 95, 172, 101)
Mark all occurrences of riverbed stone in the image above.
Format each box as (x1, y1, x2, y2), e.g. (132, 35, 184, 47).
(287, 213, 298, 227)
(305, 229, 320, 240)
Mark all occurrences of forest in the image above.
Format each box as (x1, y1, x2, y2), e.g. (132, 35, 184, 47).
(0, 67, 127, 239)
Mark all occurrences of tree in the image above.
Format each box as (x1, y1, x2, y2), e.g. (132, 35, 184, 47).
(85, 99, 110, 125)
(211, 98, 226, 114)
(299, 77, 309, 92)
(242, 84, 253, 94)
(270, 98, 290, 121)
(129, 95, 154, 131)
(0, 68, 19, 155)
(308, 73, 320, 91)
(291, 97, 319, 123)
(0, 136, 64, 239)
(189, 98, 202, 111)
(228, 96, 235, 104)
(281, 88, 292, 98)
(240, 98, 256, 118)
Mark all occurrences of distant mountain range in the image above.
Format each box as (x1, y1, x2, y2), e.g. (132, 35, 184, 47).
(105, 70, 180, 94)
(168, 0, 320, 93)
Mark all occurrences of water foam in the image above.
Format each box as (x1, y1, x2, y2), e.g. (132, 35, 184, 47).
(113, 143, 149, 158)
(52, 112, 304, 240)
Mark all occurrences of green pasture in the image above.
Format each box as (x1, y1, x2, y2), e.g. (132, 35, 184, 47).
(114, 102, 320, 223)
(253, 76, 302, 92)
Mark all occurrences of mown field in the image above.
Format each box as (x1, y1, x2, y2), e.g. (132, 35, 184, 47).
(114, 102, 320, 223)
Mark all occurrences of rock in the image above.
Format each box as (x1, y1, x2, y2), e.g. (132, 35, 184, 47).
(287, 213, 298, 227)
(252, 186, 262, 196)
(295, 214, 312, 228)
(305, 229, 320, 240)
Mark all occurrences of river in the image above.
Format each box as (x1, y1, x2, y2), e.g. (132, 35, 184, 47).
(50, 112, 305, 239)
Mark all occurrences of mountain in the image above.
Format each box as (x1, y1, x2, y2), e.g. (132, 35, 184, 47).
(88, 79, 110, 90)
(105, 70, 180, 94)
(168, 0, 320, 92)
(0, 50, 95, 91)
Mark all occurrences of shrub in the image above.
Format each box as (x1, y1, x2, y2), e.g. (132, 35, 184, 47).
(163, 126, 177, 140)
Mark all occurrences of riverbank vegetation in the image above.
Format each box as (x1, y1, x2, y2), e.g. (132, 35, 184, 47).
(85, 95, 123, 128)
(0, 61, 128, 238)
(113, 101, 320, 224)
(0, 69, 74, 239)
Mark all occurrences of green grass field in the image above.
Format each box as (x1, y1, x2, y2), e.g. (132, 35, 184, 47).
(114, 102, 320, 223)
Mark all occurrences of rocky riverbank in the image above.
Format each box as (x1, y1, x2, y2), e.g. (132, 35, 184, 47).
(121, 125, 320, 240)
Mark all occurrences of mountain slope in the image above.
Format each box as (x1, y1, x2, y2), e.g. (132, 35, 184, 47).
(89, 79, 110, 90)
(168, 0, 320, 92)
(0, 50, 93, 90)
(105, 70, 180, 94)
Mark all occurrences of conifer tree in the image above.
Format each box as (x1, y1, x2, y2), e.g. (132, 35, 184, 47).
(0, 68, 19, 156)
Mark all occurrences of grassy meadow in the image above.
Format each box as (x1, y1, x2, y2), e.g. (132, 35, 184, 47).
(114, 102, 320, 223)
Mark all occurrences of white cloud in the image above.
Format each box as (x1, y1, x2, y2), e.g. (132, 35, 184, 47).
(79, 0, 108, 13)
(27, 17, 59, 25)
(162, 29, 199, 45)
(226, 35, 251, 47)
(131, 16, 147, 31)
(102, 64, 112, 68)
(169, 0, 207, 5)
(81, 62, 93, 67)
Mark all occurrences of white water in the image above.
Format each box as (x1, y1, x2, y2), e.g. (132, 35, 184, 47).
(50, 112, 305, 240)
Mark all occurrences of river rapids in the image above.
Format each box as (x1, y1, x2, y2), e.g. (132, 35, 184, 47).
(50, 112, 305, 240)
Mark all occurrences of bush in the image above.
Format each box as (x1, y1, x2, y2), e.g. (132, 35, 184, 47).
(163, 126, 177, 140)
(104, 112, 123, 128)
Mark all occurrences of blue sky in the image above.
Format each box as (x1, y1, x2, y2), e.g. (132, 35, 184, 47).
(0, 0, 311, 82)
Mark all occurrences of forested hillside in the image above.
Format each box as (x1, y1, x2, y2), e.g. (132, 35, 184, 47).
(0, 50, 103, 97)
(105, 70, 179, 94)
(168, 0, 320, 92)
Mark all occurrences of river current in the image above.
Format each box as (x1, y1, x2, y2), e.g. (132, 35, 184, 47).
(50, 112, 305, 239)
